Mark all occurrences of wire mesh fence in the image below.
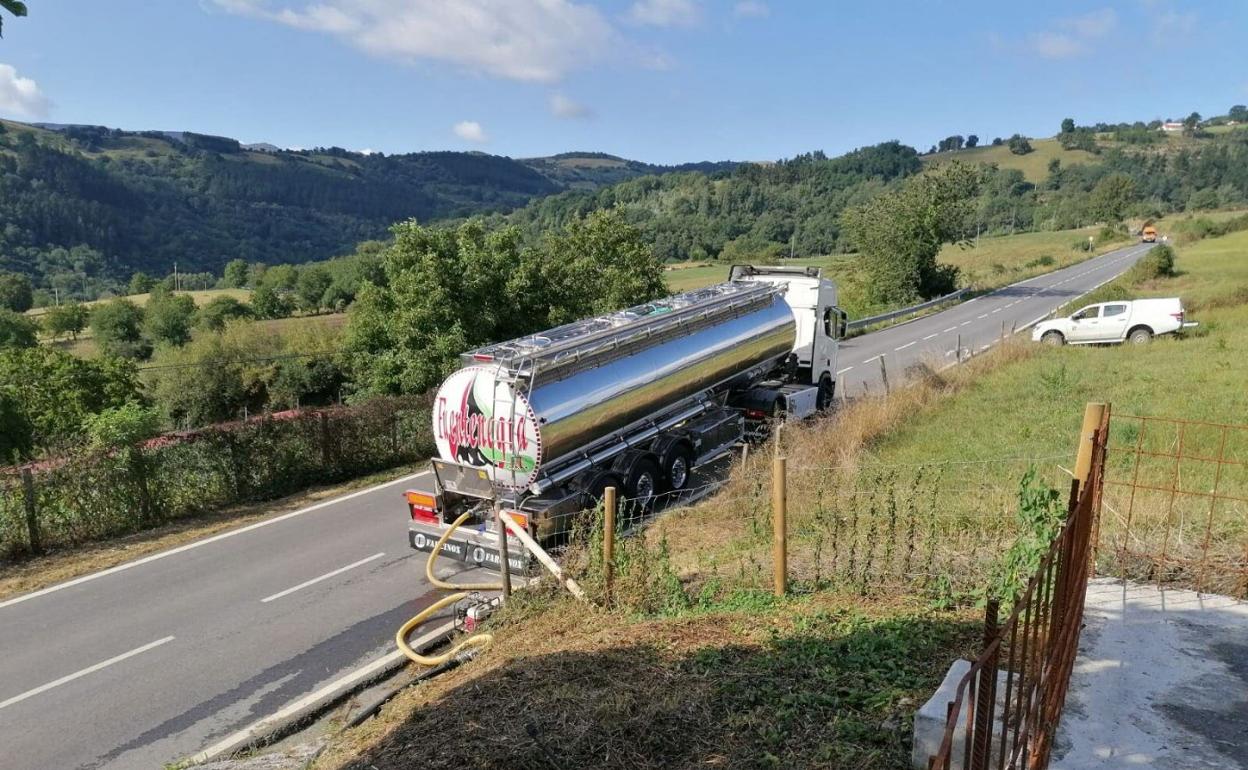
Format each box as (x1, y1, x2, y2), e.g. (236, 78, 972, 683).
(926, 404, 1107, 770)
(1099, 413, 1248, 598)
(0, 397, 433, 560)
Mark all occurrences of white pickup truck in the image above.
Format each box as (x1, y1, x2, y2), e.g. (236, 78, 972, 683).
(1032, 298, 1191, 346)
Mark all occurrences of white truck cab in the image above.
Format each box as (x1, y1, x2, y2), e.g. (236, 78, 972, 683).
(1032, 297, 1191, 346)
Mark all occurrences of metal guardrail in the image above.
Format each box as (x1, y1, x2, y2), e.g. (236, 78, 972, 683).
(846, 287, 971, 331)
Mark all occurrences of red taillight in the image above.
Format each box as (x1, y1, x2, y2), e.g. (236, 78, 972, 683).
(744, 408, 766, 420)
(1171, 311, 1184, 322)
(472, 353, 493, 362)
(405, 491, 437, 523)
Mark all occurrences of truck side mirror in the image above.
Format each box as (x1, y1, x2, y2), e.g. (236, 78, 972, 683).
(838, 310, 848, 339)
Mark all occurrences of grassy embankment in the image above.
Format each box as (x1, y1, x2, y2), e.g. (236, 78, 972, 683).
(314, 224, 1248, 769)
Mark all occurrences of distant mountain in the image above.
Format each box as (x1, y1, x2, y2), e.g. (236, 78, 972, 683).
(0, 121, 733, 299)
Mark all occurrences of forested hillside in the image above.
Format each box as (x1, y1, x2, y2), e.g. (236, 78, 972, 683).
(0, 121, 723, 301)
(499, 126, 1248, 263)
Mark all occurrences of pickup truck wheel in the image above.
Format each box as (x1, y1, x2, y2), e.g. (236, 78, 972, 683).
(1041, 331, 1065, 346)
(1128, 327, 1153, 345)
(816, 373, 835, 411)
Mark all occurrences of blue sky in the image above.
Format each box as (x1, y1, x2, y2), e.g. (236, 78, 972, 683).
(1, 1, 1244, 164)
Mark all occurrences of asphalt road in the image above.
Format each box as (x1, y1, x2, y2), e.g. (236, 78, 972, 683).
(835, 241, 1153, 395)
(0, 241, 1151, 770)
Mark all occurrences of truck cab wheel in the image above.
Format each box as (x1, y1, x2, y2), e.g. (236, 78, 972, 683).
(1128, 327, 1153, 345)
(816, 374, 835, 411)
(1042, 331, 1065, 346)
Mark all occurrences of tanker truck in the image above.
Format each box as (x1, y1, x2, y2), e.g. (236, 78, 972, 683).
(404, 265, 848, 573)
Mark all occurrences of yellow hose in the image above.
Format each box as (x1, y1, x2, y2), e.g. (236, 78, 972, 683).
(395, 511, 504, 666)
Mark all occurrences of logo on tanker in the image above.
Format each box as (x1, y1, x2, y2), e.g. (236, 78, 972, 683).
(433, 367, 540, 489)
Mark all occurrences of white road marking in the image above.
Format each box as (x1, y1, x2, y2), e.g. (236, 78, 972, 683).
(991, 307, 1002, 314)
(862, 357, 883, 365)
(960, 321, 972, 327)
(837, 367, 853, 374)
(895, 341, 916, 351)
(943, 326, 957, 333)
(0, 636, 175, 710)
(0, 473, 423, 611)
(261, 553, 386, 603)
(976, 314, 988, 319)
(922, 334, 938, 340)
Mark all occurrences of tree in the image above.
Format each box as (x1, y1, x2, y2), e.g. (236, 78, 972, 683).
(0, 390, 33, 462)
(0, 308, 38, 348)
(196, 295, 254, 331)
(842, 161, 982, 305)
(344, 213, 666, 397)
(0, 0, 28, 37)
(144, 290, 196, 347)
(1230, 105, 1248, 123)
(1007, 134, 1034, 155)
(251, 285, 292, 319)
(91, 298, 150, 359)
(965, 135, 979, 148)
(0, 272, 33, 312)
(1061, 118, 1076, 134)
(43, 302, 89, 340)
(222, 259, 250, 289)
(0, 347, 141, 454)
(991, 137, 1003, 146)
(129, 272, 156, 295)
(295, 265, 332, 313)
(1183, 111, 1202, 131)
(1088, 173, 1138, 223)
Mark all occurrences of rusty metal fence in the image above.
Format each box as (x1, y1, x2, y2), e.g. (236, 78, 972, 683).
(926, 404, 1108, 770)
(1098, 413, 1248, 598)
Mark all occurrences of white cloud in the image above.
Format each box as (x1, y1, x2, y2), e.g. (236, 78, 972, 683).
(453, 120, 488, 143)
(214, 0, 615, 83)
(627, 0, 700, 27)
(1026, 8, 1117, 59)
(549, 93, 592, 119)
(1059, 8, 1117, 38)
(0, 63, 50, 119)
(1030, 32, 1084, 59)
(732, 1, 769, 18)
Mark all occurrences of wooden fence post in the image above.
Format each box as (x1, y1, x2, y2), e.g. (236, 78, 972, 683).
(956, 334, 962, 363)
(772, 456, 787, 597)
(877, 355, 890, 394)
(21, 468, 40, 555)
(1073, 403, 1108, 488)
(603, 486, 617, 608)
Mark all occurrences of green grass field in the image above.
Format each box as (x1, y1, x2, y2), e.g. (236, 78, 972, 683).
(26, 288, 251, 319)
(923, 137, 1100, 182)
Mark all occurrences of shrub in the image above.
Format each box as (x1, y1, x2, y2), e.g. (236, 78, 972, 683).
(1024, 255, 1056, 268)
(1126, 244, 1176, 282)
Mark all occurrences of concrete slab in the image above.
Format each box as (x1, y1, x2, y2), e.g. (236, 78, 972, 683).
(1052, 578, 1248, 770)
(911, 660, 1020, 769)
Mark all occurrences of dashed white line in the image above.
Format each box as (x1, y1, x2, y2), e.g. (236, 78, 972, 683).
(976, 314, 989, 319)
(837, 366, 853, 375)
(991, 307, 1002, 314)
(943, 326, 957, 333)
(960, 321, 972, 327)
(895, 341, 917, 351)
(261, 553, 386, 603)
(922, 333, 938, 340)
(0, 636, 175, 710)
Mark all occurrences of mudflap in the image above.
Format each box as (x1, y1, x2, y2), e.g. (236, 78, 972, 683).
(409, 525, 534, 577)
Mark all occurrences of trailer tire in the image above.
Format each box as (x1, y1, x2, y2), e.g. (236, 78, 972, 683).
(659, 441, 695, 493)
(617, 453, 662, 514)
(583, 471, 622, 510)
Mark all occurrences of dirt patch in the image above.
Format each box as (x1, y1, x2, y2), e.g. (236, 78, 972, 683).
(0, 467, 414, 601)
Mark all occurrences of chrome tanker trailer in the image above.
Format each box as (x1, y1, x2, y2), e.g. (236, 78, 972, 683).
(404, 265, 847, 572)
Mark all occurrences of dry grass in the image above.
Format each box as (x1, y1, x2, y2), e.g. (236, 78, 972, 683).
(0, 467, 413, 601)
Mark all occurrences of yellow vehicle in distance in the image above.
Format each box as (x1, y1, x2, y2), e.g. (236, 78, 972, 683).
(1141, 225, 1158, 243)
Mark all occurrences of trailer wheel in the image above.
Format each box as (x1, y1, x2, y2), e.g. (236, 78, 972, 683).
(618, 454, 662, 514)
(583, 471, 622, 510)
(816, 373, 835, 411)
(661, 442, 695, 492)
